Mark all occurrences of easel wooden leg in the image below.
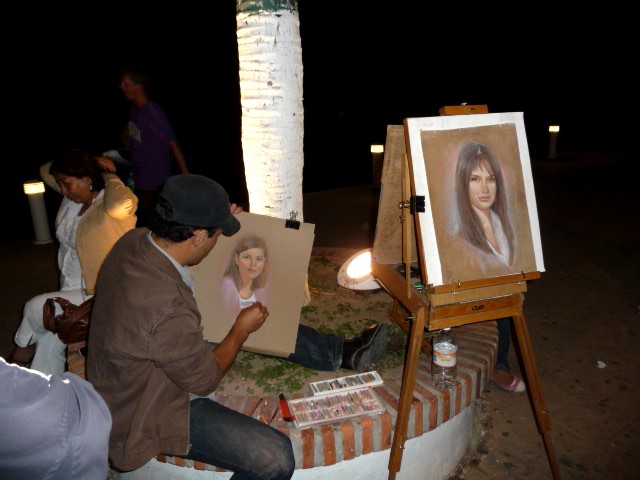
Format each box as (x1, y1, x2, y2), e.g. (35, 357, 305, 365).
(387, 307, 426, 480)
(512, 312, 562, 480)
(389, 299, 431, 355)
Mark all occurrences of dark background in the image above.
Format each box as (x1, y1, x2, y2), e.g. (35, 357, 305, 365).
(5, 3, 636, 243)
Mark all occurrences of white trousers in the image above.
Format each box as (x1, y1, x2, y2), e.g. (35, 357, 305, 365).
(14, 289, 92, 376)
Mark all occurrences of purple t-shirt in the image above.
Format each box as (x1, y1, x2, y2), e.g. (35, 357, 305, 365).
(128, 100, 177, 190)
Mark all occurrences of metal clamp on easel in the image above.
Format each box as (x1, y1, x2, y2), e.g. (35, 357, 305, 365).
(285, 210, 300, 230)
(398, 195, 425, 214)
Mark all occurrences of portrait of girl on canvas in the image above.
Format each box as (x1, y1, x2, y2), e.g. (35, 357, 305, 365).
(219, 234, 270, 316)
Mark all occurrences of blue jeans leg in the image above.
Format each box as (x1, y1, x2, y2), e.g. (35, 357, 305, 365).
(285, 324, 343, 371)
(183, 398, 295, 480)
(495, 317, 512, 371)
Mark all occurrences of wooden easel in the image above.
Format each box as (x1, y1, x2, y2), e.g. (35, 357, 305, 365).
(372, 112, 561, 480)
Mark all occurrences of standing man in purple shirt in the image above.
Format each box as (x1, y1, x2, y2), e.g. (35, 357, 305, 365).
(119, 65, 189, 226)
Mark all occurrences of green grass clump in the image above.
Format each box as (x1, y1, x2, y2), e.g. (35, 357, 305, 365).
(218, 352, 316, 394)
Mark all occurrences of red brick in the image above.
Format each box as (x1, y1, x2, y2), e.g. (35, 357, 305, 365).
(321, 424, 336, 465)
(360, 416, 374, 454)
(342, 421, 356, 460)
(380, 411, 393, 449)
(300, 427, 315, 468)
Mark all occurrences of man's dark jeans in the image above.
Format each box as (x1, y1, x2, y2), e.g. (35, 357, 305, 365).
(183, 398, 295, 479)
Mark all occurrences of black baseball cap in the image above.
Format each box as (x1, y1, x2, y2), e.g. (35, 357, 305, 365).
(155, 174, 240, 236)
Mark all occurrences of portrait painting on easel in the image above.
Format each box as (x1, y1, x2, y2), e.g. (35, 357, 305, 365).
(405, 112, 545, 287)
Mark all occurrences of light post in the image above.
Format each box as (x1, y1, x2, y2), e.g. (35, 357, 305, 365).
(23, 180, 53, 245)
(371, 144, 384, 187)
(548, 125, 560, 159)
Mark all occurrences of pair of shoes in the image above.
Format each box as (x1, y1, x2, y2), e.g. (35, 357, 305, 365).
(341, 323, 388, 373)
(491, 371, 526, 393)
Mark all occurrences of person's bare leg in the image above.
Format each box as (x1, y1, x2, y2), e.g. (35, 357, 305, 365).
(7, 343, 36, 367)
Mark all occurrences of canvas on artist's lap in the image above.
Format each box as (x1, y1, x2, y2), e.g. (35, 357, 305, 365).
(190, 211, 315, 356)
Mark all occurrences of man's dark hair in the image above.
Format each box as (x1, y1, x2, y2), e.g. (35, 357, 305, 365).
(121, 65, 150, 90)
(147, 196, 217, 242)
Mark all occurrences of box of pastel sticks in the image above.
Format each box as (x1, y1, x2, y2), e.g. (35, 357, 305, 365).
(287, 387, 386, 429)
(308, 370, 383, 397)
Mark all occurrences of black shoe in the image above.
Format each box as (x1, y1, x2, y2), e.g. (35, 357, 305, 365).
(341, 323, 388, 373)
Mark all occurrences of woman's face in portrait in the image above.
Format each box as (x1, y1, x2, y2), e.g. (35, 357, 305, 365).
(235, 247, 266, 282)
(468, 162, 497, 212)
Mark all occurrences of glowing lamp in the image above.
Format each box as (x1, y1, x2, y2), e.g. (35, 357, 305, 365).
(371, 144, 385, 187)
(548, 125, 560, 159)
(23, 181, 45, 195)
(337, 248, 380, 291)
(23, 180, 53, 245)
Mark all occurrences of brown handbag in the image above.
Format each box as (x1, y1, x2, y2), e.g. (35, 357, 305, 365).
(42, 296, 95, 344)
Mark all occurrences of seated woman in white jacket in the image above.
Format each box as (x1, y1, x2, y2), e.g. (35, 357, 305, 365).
(7, 149, 137, 375)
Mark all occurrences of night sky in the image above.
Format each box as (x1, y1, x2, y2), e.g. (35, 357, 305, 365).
(5, 3, 636, 242)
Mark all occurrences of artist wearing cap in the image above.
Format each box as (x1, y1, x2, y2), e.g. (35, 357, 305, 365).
(86, 174, 295, 478)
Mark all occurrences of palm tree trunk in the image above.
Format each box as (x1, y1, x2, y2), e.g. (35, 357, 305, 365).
(236, 0, 304, 221)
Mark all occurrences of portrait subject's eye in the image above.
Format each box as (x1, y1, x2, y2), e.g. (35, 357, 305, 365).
(240, 255, 265, 263)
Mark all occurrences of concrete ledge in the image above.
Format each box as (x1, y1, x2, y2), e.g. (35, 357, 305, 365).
(110, 406, 475, 480)
(70, 322, 498, 479)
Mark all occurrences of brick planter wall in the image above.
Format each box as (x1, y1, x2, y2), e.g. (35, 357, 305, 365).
(67, 321, 498, 473)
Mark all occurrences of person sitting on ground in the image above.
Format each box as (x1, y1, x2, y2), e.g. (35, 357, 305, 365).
(220, 233, 388, 373)
(0, 357, 112, 480)
(7, 149, 137, 374)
